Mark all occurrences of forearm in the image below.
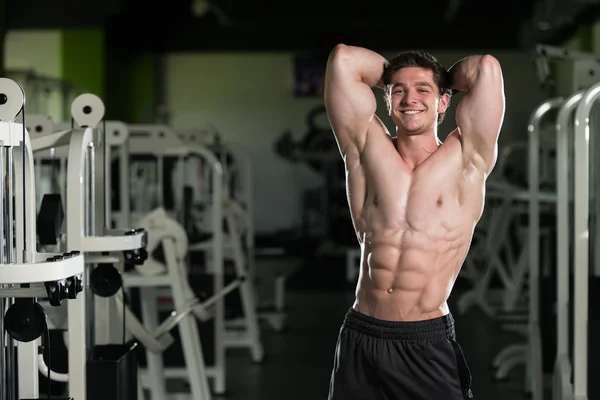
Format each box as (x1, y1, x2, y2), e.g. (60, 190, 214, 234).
(328, 44, 388, 88)
(447, 55, 487, 92)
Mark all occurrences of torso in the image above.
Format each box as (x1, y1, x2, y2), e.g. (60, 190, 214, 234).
(348, 119, 486, 321)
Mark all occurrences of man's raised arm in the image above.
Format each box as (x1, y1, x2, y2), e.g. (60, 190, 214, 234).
(324, 44, 387, 160)
(448, 55, 505, 174)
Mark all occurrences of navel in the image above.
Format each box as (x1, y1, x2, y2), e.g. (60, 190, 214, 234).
(374, 196, 378, 206)
(436, 196, 443, 206)
(387, 287, 393, 294)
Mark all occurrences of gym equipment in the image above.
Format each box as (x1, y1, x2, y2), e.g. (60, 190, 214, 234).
(0, 77, 85, 400)
(527, 97, 563, 400)
(29, 95, 149, 400)
(49, 118, 133, 231)
(126, 124, 262, 396)
(89, 263, 123, 298)
(179, 128, 289, 332)
(534, 45, 600, 90)
(553, 89, 584, 400)
(37, 193, 64, 246)
(530, 44, 600, 400)
(481, 102, 561, 391)
(569, 78, 600, 400)
(120, 207, 214, 400)
(125, 125, 183, 222)
(164, 129, 265, 355)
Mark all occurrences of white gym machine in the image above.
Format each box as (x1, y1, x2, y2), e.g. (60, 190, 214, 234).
(178, 128, 288, 332)
(124, 124, 259, 398)
(41, 118, 216, 400)
(30, 116, 133, 234)
(553, 88, 583, 400)
(569, 76, 600, 400)
(120, 207, 214, 400)
(525, 96, 563, 400)
(0, 77, 85, 400)
(534, 44, 600, 400)
(27, 95, 148, 400)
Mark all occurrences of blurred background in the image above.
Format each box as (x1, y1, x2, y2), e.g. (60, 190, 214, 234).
(3, 0, 600, 399)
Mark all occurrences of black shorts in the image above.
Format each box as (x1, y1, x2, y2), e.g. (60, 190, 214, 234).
(328, 309, 473, 400)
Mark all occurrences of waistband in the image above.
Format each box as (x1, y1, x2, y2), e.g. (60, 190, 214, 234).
(343, 308, 455, 341)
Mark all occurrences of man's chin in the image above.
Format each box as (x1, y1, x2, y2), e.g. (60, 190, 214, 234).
(397, 126, 426, 136)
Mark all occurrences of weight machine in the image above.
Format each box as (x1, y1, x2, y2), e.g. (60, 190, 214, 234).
(44, 117, 133, 232)
(525, 97, 563, 400)
(533, 44, 600, 400)
(179, 127, 288, 332)
(27, 95, 149, 400)
(37, 117, 215, 400)
(568, 77, 600, 400)
(124, 124, 263, 397)
(0, 77, 86, 400)
(482, 44, 600, 400)
(119, 207, 213, 400)
(485, 97, 571, 399)
(478, 97, 566, 398)
(553, 89, 583, 400)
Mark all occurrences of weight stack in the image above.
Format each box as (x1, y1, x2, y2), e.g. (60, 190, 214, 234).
(86, 341, 138, 400)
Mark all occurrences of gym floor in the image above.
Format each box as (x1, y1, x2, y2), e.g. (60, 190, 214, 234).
(165, 259, 540, 400)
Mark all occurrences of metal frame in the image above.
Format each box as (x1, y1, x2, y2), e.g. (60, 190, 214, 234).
(29, 95, 148, 400)
(0, 77, 86, 400)
(126, 124, 231, 395)
(527, 97, 564, 399)
(553, 89, 584, 400)
(570, 80, 600, 400)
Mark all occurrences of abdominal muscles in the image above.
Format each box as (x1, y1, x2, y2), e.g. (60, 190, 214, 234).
(355, 226, 472, 321)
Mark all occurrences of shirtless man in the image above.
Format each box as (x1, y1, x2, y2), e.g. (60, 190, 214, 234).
(324, 45, 505, 400)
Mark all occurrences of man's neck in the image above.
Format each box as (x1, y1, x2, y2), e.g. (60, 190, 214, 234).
(395, 130, 440, 169)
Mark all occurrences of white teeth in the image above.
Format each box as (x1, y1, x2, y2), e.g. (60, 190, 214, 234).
(403, 110, 421, 114)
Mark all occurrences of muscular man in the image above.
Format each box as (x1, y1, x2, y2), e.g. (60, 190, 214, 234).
(324, 45, 505, 400)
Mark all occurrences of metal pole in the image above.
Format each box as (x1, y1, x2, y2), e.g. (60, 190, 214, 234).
(86, 143, 96, 359)
(5, 146, 15, 400)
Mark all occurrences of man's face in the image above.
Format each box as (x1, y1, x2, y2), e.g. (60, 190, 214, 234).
(387, 67, 450, 136)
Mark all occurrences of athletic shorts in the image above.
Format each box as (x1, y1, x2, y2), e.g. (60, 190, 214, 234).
(328, 308, 474, 400)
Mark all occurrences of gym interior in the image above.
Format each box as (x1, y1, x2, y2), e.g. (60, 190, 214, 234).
(0, 0, 599, 399)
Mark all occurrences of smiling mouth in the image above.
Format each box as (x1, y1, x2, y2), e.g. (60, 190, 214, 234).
(401, 110, 423, 115)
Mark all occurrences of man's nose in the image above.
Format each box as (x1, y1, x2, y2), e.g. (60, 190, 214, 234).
(401, 91, 418, 105)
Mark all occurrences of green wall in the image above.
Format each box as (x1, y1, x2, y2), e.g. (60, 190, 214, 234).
(129, 54, 157, 122)
(105, 52, 157, 123)
(61, 29, 104, 98)
(61, 29, 157, 123)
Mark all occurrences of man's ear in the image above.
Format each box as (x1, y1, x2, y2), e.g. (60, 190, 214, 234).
(438, 92, 450, 113)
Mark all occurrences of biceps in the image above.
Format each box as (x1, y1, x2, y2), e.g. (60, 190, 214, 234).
(456, 60, 505, 167)
(325, 71, 377, 155)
